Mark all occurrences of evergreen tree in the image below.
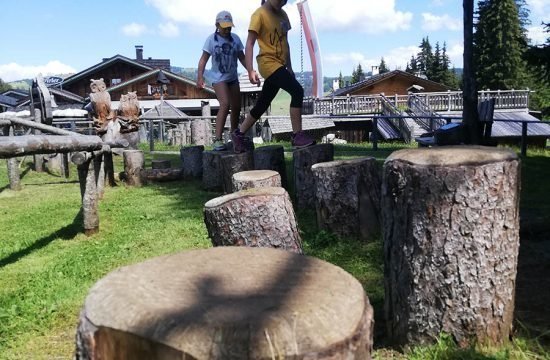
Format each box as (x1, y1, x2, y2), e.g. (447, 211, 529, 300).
(351, 63, 364, 84)
(338, 71, 344, 88)
(474, 0, 528, 90)
(379, 57, 389, 74)
(417, 37, 433, 77)
(0, 78, 11, 93)
(406, 54, 418, 74)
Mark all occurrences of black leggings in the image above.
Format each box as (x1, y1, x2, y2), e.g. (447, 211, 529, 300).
(250, 67, 304, 120)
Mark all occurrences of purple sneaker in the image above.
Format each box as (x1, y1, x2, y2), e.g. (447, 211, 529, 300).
(231, 129, 246, 153)
(291, 131, 315, 148)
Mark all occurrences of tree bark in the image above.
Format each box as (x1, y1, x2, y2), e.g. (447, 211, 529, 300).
(293, 144, 334, 209)
(6, 126, 21, 191)
(77, 159, 99, 236)
(312, 157, 381, 241)
(232, 170, 281, 192)
(382, 146, 520, 348)
(76, 247, 374, 359)
(123, 150, 145, 187)
(204, 187, 303, 253)
(202, 150, 230, 192)
(151, 159, 171, 170)
(221, 152, 254, 193)
(33, 109, 44, 172)
(180, 145, 204, 179)
(254, 145, 287, 188)
(0, 135, 103, 158)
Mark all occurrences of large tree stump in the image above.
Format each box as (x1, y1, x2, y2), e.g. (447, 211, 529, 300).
(232, 170, 281, 192)
(293, 144, 334, 209)
(312, 157, 381, 241)
(180, 145, 204, 179)
(75, 247, 374, 360)
(204, 187, 303, 253)
(381, 146, 520, 347)
(221, 152, 254, 193)
(151, 159, 171, 170)
(202, 150, 230, 192)
(123, 150, 144, 187)
(254, 145, 287, 188)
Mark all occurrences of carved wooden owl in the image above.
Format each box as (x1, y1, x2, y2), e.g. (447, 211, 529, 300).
(90, 78, 107, 93)
(118, 91, 139, 120)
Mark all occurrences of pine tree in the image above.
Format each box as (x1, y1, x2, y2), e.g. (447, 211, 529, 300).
(474, 0, 528, 90)
(406, 55, 418, 75)
(417, 37, 433, 78)
(351, 63, 364, 84)
(379, 57, 389, 74)
(338, 71, 344, 88)
(0, 78, 11, 93)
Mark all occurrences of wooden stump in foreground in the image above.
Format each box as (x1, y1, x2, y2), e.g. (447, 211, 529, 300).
(123, 150, 144, 187)
(204, 187, 302, 253)
(312, 157, 381, 241)
(293, 144, 334, 209)
(221, 152, 254, 193)
(232, 170, 281, 192)
(254, 145, 287, 188)
(180, 145, 204, 179)
(382, 146, 520, 347)
(75, 247, 374, 360)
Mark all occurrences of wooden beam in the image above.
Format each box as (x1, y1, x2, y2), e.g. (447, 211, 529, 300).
(0, 135, 103, 158)
(1, 115, 84, 137)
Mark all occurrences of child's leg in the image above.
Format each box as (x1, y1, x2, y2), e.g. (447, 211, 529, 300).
(239, 76, 279, 133)
(276, 71, 304, 133)
(213, 82, 231, 140)
(228, 82, 241, 132)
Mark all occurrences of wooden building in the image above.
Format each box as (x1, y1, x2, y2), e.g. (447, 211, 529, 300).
(332, 70, 451, 97)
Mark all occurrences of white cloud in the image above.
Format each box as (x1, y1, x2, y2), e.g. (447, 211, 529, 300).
(0, 61, 76, 82)
(528, 25, 548, 45)
(145, 0, 412, 34)
(421, 13, 462, 31)
(158, 22, 180, 37)
(527, 0, 550, 18)
(122, 23, 148, 37)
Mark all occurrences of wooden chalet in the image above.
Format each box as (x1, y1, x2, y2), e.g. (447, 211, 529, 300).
(332, 70, 451, 97)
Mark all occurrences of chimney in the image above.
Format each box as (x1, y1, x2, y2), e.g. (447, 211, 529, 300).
(371, 66, 379, 76)
(135, 45, 143, 60)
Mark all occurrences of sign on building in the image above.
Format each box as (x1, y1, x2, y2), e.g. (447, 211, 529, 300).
(44, 76, 64, 88)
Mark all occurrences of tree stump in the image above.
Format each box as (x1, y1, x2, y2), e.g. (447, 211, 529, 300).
(204, 187, 303, 253)
(75, 247, 374, 360)
(142, 168, 184, 182)
(381, 146, 520, 347)
(77, 159, 99, 236)
(7, 157, 21, 191)
(312, 157, 381, 241)
(221, 152, 254, 193)
(293, 144, 334, 209)
(151, 159, 171, 170)
(191, 119, 212, 146)
(254, 145, 287, 188)
(123, 150, 144, 187)
(232, 170, 281, 192)
(202, 150, 230, 192)
(180, 145, 204, 179)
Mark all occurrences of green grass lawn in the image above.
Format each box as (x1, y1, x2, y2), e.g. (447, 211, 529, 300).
(0, 143, 549, 359)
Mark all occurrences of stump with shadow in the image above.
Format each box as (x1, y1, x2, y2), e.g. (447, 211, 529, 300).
(293, 144, 334, 209)
(232, 170, 281, 192)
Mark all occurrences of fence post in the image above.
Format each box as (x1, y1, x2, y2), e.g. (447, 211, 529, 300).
(149, 119, 154, 152)
(372, 117, 378, 151)
(347, 94, 350, 115)
(520, 122, 528, 157)
(447, 90, 452, 111)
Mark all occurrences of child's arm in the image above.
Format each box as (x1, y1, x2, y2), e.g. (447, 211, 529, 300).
(237, 51, 246, 71)
(245, 31, 261, 86)
(197, 51, 210, 89)
(286, 42, 294, 78)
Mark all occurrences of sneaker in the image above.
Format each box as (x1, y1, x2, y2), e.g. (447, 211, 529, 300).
(212, 138, 227, 151)
(291, 131, 315, 148)
(231, 129, 246, 153)
(243, 136, 255, 151)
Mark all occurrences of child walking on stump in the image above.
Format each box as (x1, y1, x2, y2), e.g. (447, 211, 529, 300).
(231, 0, 315, 153)
(197, 10, 246, 151)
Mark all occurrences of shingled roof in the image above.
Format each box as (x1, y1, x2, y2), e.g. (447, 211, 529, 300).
(265, 115, 335, 134)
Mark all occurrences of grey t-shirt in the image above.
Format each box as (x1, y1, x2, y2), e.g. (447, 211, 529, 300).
(202, 32, 244, 84)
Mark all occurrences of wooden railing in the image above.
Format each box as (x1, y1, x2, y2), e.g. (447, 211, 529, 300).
(380, 95, 412, 143)
(312, 90, 531, 115)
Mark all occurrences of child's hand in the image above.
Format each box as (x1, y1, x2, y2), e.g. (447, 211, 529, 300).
(249, 70, 261, 86)
(197, 77, 205, 89)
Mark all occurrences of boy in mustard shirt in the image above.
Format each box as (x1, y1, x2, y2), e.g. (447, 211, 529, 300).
(231, 0, 315, 153)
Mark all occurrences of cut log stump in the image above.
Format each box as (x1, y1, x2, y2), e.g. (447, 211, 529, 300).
(312, 157, 381, 241)
(123, 150, 144, 187)
(221, 152, 254, 193)
(382, 146, 520, 348)
(204, 187, 302, 253)
(75, 247, 374, 360)
(142, 168, 184, 182)
(151, 159, 171, 170)
(180, 145, 204, 179)
(232, 170, 281, 192)
(202, 150, 230, 192)
(293, 144, 334, 209)
(254, 145, 287, 188)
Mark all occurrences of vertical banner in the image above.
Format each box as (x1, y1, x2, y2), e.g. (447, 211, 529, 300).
(297, 0, 323, 98)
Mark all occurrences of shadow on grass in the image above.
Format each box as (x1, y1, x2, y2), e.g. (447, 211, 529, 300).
(0, 164, 32, 194)
(0, 210, 83, 268)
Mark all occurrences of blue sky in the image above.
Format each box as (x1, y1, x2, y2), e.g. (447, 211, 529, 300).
(0, 0, 548, 82)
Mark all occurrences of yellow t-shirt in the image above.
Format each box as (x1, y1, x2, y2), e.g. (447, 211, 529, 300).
(248, 6, 291, 79)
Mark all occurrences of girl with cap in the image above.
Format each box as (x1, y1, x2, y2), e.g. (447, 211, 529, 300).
(231, 0, 315, 153)
(197, 10, 246, 151)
